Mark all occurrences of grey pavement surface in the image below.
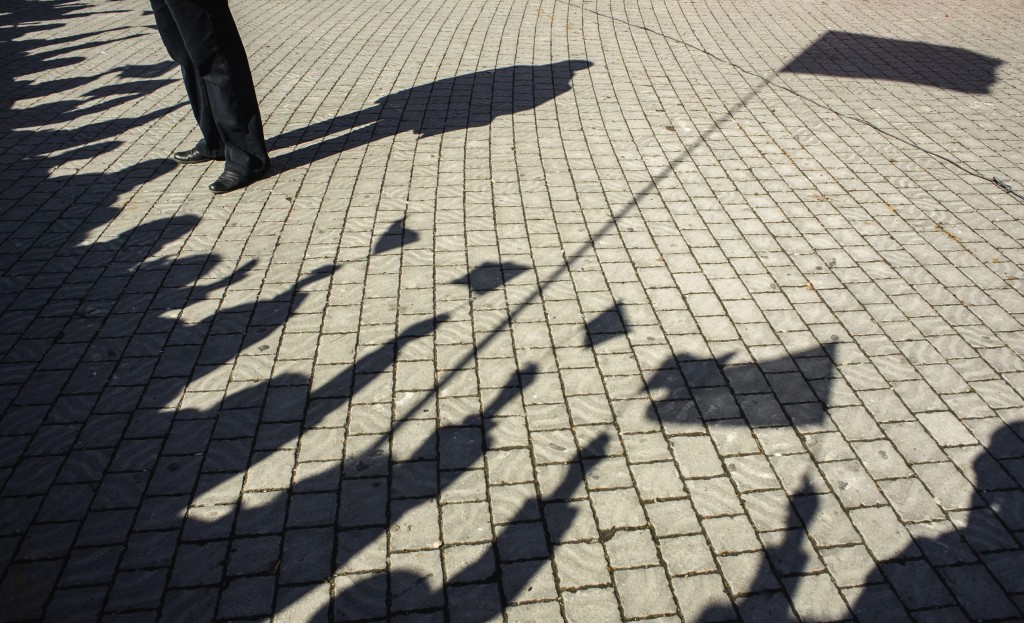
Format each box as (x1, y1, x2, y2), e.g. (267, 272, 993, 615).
(2, 0, 1024, 621)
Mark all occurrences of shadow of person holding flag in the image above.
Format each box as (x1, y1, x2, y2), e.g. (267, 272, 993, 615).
(852, 422, 1024, 622)
(271, 60, 593, 171)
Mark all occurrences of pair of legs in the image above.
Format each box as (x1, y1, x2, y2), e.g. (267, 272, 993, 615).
(150, 0, 269, 188)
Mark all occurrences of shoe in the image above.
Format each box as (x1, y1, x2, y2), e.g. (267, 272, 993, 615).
(209, 167, 267, 194)
(173, 147, 223, 164)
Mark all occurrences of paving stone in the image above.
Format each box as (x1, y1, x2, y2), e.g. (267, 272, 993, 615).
(906, 520, 978, 566)
(939, 564, 1021, 621)
(913, 462, 977, 511)
(671, 574, 734, 622)
(849, 507, 919, 561)
(670, 435, 724, 478)
(589, 488, 647, 531)
(718, 552, 780, 595)
(441, 501, 491, 545)
(880, 421, 946, 464)
(688, 477, 745, 517)
(543, 499, 600, 544)
(949, 507, 1018, 552)
(553, 542, 611, 589)
(44, 586, 108, 623)
(274, 583, 331, 623)
(218, 575, 277, 619)
(734, 591, 798, 623)
(105, 568, 168, 612)
(760, 528, 825, 576)
(878, 478, 945, 523)
(880, 559, 955, 610)
(495, 521, 550, 563)
(819, 545, 879, 589)
(613, 566, 677, 619)
(0, 560, 62, 621)
(703, 516, 763, 555)
(819, 460, 887, 508)
(504, 600, 562, 623)
(489, 484, 541, 526)
(227, 535, 282, 576)
(57, 546, 121, 588)
(391, 549, 445, 611)
(280, 527, 334, 584)
(445, 582, 503, 623)
(911, 607, 971, 623)
(768, 453, 830, 495)
(783, 573, 850, 622)
(562, 587, 622, 623)
(646, 500, 702, 538)
(845, 584, 913, 623)
(852, 440, 914, 479)
(604, 528, 660, 570)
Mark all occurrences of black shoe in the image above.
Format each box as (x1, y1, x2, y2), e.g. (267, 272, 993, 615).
(173, 147, 223, 164)
(209, 167, 267, 194)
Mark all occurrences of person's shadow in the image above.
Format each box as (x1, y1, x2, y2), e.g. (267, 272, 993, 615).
(270, 60, 593, 171)
(851, 422, 1024, 622)
(689, 422, 1024, 622)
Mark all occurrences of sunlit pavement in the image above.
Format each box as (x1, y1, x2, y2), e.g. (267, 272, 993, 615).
(1, 0, 1023, 621)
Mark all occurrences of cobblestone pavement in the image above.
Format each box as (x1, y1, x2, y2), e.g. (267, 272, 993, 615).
(2, 0, 1024, 621)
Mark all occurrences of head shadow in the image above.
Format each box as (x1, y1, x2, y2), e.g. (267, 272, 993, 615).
(372, 217, 421, 255)
(451, 261, 531, 294)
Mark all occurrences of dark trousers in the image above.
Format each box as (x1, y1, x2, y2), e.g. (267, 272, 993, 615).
(151, 0, 269, 175)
